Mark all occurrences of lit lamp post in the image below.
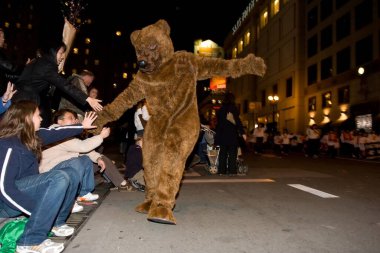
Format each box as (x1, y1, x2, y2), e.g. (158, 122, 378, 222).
(268, 95, 279, 131)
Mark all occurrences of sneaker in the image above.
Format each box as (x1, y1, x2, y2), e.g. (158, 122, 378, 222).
(16, 239, 64, 253)
(77, 192, 99, 202)
(128, 179, 145, 192)
(71, 202, 84, 213)
(118, 180, 136, 192)
(51, 224, 75, 237)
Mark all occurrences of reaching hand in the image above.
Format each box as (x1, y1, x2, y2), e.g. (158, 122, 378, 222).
(99, 127, 110, 139)
(81, 111, 98, 129)
(2, 82, 17, 103)
(86, 97, 103, 111)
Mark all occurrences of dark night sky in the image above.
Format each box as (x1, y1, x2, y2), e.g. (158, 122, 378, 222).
(86, 0, 252, 52)
(36, 0, 252, 53)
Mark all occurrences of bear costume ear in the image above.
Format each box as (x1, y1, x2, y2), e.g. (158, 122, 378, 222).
(154, 19, 170, 36)
(130, 30, 141, 45)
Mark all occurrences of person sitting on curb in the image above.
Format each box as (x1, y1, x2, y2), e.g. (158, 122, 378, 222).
(0, 100, 97, 253)
(39, 109, 126, 212)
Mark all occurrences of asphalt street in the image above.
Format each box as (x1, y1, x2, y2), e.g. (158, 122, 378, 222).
(64, 147, 380, 253)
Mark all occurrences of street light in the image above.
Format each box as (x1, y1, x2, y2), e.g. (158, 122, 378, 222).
(268, 94, 279, 131)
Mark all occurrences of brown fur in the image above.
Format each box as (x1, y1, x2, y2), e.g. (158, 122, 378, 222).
(95, 19, 266, 224)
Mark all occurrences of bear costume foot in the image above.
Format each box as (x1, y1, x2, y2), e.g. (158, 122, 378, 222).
(147, 205, 176, 225)
(135, 200, 152, 214)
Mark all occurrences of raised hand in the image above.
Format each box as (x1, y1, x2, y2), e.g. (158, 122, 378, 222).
(86, 97, 103, 111)
(2, 82, 17, 103)
(81, 111, 98, 129)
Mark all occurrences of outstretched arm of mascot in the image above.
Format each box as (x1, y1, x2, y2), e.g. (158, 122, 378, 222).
(195, 53, 266, 80)
(93, 79, 145, 134)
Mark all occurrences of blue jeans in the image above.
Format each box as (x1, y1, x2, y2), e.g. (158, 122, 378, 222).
(0, 168, 80, 245)
(51, 156, 94, 197)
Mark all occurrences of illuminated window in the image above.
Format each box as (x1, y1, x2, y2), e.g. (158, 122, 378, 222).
(260, 8, 268, 28)
(73, 48, 79, 54)
(232, 47, 237, 59)
(85, 49, 90, 55)
(85, 38, 91, 44)
(94, 59, 100, 65)
(4, 22, 10, 28)
(338, 86, 350, 104)
(322, 92, 332, 108)
(27, 24, 32, 29)
(122, 72, 128, 79)
(244, 31, 251, 46)
(16, 23, 21, 28)
(308, 96, 316, 111)
(238, 40, 243, 53)
(271, 0, 280, 16)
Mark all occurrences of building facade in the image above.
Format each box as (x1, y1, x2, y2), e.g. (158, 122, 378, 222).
(224, 0, 380, 135)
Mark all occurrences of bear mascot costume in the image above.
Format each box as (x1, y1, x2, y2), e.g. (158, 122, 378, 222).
(95, 19, 266, 224)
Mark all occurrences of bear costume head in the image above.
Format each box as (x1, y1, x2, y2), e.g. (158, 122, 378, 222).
(94, 19, 266, 225)
(131, 20, 174, 74)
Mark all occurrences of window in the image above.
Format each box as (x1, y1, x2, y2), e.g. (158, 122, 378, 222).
(321, 56, 332, 80)
(261, 90, 266, 107)
(271, 0, 280, 16)
(260, 8, 268, 28)
(243, 100, 249, 114)
(244, 31, 251, 46)
(308, 96, 316, 112)
(320, 25, 332, 50)
(307, 7, 318, 31)
(322, 92, 332, 108)
(238, 40, 243, 53)
(307, 34, 318, 57)
(232, 47, 237, 59)
(355, 35, 373, 66)
(355, 0, 373, 30)
(338, 86, 350, 104)
(335, 0, 347, 9)
(320, 0, 333, 21)
(336, 47, 350, 74)
(272, 84, 278, 95)
(336, 13, 350, 41)
(286, 77, 293, 97)
(308, 64, 318, 85)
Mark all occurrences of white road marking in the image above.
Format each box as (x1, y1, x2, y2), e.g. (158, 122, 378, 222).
(288, 184, 339, 198)
(182, 178, 275, 183)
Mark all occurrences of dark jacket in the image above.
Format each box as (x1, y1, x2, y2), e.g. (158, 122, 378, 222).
(13, 50, 87, 106)
(0, 49, 22, 91)
(0, 124, 84, 215)
(214, 104, 245, 146)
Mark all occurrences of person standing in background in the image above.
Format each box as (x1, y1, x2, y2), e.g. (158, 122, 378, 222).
(134, 99, 150, 138)
(58, 69, 95, 122)
(0, 28, 27, 94)
(214, 92, 246, 176)
(306, 124, 321, 158)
